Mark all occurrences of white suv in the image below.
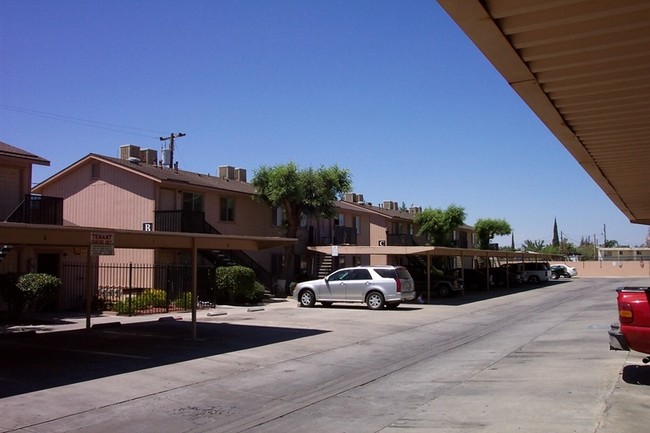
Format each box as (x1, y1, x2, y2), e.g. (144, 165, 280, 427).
(293, 266, 416, 310)
(502, 262, 551, 284)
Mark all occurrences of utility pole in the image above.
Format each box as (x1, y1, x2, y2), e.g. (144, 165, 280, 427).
(159, 132, 186, 168)
(603, 224, 607, 246)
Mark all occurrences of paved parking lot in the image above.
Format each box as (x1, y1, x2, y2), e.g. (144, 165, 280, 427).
(1, 278, 648, 433)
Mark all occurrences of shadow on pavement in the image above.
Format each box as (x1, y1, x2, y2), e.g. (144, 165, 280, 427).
(0, 319, 328, 398)
(622, 364, 650, 385)
(413, 280, 571, 306)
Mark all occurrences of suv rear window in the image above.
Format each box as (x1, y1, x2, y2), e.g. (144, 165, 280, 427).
(373, 268, 397, 278)
(396, 268, 412, 279)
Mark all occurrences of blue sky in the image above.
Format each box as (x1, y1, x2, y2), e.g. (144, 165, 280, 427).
(2, 0, 647, 248)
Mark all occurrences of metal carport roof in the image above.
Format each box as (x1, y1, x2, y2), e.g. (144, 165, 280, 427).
(1, 222, 296, 339)
(436, 0, 650, 225)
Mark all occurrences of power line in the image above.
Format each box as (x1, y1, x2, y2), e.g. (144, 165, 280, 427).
(0, 104, 167, 138)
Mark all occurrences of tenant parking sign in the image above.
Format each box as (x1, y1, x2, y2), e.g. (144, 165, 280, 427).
(90, 232, 115, 256)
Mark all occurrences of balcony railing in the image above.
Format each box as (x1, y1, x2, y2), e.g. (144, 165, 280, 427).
(388, 233, 470, 248)
(5, 194, 63, 225)
(155, 210, 212, 234)
(387, 233, 417, 246)
(310, 226, 357, 246)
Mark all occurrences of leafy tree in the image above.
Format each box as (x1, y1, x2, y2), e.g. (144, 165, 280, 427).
(577, 241, 597, 261)
(603, 239, 619, 248)
(414, 204, 466, 246)
(523, 239, 546, 252)
(474, 218, 512, 250)
(252, 162, 352, 296)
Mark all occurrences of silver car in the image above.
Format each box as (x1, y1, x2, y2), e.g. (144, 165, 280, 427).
(293, 265, 416, 310)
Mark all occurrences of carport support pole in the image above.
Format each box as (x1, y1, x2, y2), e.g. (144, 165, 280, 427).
(191, 238, 198, 341)
(85, 247, 92, 330)
(427, 253, 431, 304)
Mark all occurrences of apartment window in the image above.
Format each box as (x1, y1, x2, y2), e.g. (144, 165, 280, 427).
(353, 216, 361, 234)
(272, 206, 285, 226)
(220, 197, 235, 222)
(182, 192, 204, 212)
(334, 214, 344, 226)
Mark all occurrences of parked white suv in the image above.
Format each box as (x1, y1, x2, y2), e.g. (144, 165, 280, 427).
(293, 265, 416, 310)
(502, 262, 551, 284)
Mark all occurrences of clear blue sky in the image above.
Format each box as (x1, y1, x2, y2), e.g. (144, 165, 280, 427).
(2, 0, 647, 248)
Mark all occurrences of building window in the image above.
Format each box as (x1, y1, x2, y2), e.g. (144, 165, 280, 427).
(220, 197, 235, 222)
(353, 216, 361, 234)
(182, 192, 204, 212)
(334, 214, 344, 226)
(272, 206, 285, 226)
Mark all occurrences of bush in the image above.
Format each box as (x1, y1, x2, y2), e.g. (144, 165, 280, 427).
(113, 299, 137, 315)
(174, 292, 193, 310)
(214, 266, 265, 305)
(15, 273, 62, 319)
(139, 289, 168, 308)
(111, 289, 169, 315)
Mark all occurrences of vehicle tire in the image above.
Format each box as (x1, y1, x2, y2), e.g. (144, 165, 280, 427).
(437, 284, 450, 297)
(366, 291, 385, 310)
(528, 275, 540, 284)
(321, 301, 333, 308)
(298, 289, 316, 308)
(386, 302, 400, 309)
(551, 273, 559, 280)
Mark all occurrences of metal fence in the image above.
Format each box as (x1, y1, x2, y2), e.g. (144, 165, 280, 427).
(61, 262, 216, 315)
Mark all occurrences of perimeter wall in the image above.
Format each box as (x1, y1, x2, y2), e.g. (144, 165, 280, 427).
(565, 260, 650, 278)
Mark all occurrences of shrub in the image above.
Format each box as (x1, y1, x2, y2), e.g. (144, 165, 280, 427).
(174, 292, 193, 310)
(15, 273, 62, 319)
(113, 299, 137, 315)
(214, 266, 264, 305)
(139, 289, 168, 308)
(111, 289, 170, 315)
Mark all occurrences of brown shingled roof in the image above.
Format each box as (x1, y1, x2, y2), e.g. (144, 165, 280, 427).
(0, 140, 50, 165)
(96, 154, 256, 195)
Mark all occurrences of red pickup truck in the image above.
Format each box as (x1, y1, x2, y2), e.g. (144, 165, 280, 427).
(609, 287, 650, 364)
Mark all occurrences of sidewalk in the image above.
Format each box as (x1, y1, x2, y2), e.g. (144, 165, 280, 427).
(1, 297, 293, 336)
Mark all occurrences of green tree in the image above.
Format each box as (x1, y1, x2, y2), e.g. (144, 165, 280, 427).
(577, 240, 597, 260)
(523, 239, 546, 252)
(474, 218, 512, 250)
(414, 204, 466, 246)
(252, 162, 352, 296)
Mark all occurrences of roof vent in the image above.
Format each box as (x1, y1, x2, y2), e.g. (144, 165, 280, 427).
(127, 157, 141, 164)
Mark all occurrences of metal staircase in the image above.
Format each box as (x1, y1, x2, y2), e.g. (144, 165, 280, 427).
(154, 210, 273, 288)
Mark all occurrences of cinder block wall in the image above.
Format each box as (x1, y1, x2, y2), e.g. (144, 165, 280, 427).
(568, 261, 650, 278)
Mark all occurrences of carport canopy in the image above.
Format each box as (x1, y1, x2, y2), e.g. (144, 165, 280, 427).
(1, 222, 297, 339)
(308, 245, 561, 299)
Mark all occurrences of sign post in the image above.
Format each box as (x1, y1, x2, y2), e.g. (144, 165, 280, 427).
(86, 232, 115, 328)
